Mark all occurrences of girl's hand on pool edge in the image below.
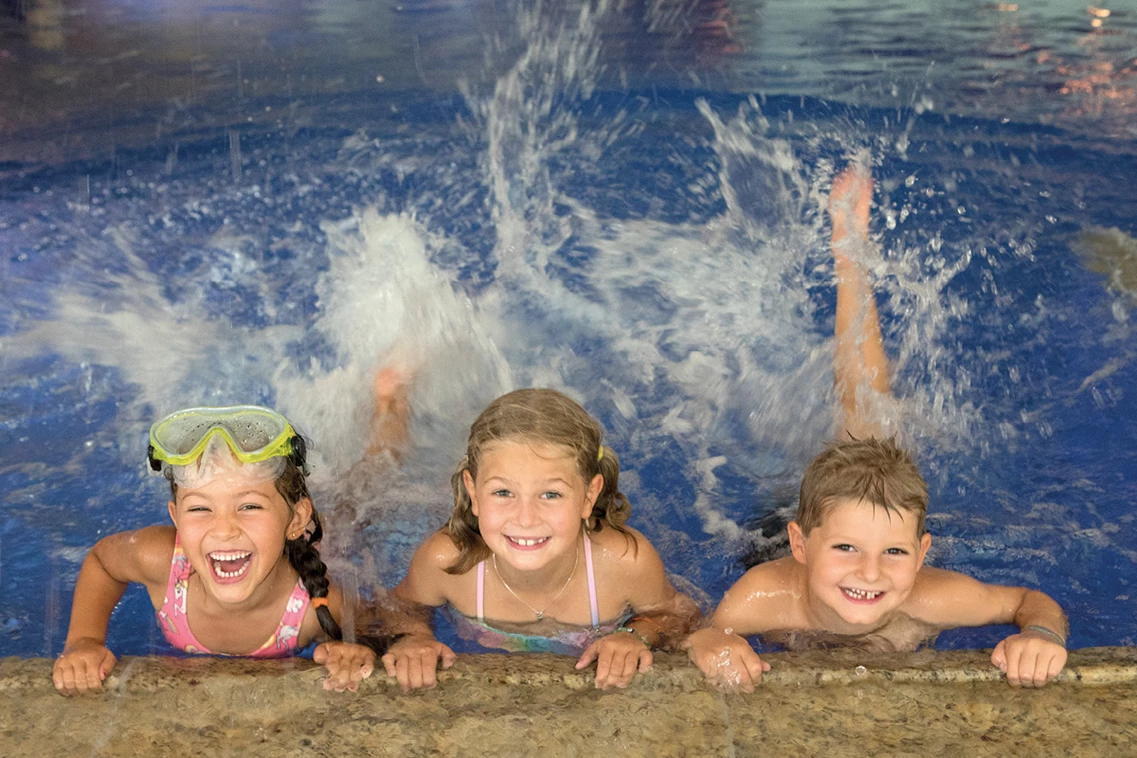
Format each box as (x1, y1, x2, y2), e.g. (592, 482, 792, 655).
(991, 633, 1067, 687)
(313, 641, 376, 693)
(52, 638, 116, 696)
(682, 627, 770, 693)
(576, 633, 652, 689)
(380, 633, 457, 692)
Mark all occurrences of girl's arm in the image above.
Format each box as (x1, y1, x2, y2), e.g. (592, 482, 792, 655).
(311, 584, 387, 693)
(378, 532, 459, 691)
(620, 537, 702, 650)
(53, 526, 173, 695)
(577, 529, 702, 689)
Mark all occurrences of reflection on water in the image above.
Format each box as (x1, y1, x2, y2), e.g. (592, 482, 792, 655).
(0, 0, 1135, 658)
(2, 0, 1135, 165)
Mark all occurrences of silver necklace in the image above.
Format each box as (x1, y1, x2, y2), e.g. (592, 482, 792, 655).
(491, 542, 580, 621)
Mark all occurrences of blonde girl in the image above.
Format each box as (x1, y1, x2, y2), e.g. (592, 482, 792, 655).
(379, 389, 700, 690)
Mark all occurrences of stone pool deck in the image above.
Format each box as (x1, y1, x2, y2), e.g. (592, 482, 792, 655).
(1, 648, 1134, 757)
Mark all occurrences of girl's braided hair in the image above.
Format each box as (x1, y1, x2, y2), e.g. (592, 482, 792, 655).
(444, 388, 632, 575)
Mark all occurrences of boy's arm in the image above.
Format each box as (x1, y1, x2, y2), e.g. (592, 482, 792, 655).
(709, 561, 790, 636)
(910, 567, 1066, 632)
(911, 567, 1068, 687)
(54, 526, 173, 695)
(682, 563, 789, 691)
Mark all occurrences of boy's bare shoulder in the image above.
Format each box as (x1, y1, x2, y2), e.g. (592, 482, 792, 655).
(732, 557, 802, 592)
(712, 557, 804, 634)
(909, 566, 984, 597)
(903, 566, 1018, 626)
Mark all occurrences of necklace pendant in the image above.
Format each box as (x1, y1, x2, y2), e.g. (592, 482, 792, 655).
(535, 611, 544, 621)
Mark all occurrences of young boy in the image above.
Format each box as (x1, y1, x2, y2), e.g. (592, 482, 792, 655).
(684, 437, 1068, 690)
(682, 164, 1068, 691)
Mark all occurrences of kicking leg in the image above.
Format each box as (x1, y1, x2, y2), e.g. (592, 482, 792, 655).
(367, 365, 412, 459)
(830, 164, 891, 438)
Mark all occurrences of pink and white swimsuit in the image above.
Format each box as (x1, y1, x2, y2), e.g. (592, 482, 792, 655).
(156, 533, 310, 657)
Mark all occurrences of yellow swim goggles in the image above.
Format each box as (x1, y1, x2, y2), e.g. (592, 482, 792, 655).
(147, 405, 307, 473)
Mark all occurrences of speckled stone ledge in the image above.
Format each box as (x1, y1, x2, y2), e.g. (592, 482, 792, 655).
(2, 649, 1135, 757)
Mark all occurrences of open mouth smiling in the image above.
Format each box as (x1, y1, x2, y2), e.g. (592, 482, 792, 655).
(505, 536, 550, 549)
(208, 551, 252, 581)
(841, 587, 884, 602)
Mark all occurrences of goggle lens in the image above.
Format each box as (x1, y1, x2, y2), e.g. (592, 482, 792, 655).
(149, 406, 297, 467)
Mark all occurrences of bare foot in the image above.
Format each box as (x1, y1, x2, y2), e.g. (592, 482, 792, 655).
(373, 366, 409, 412)
(367, 365, 412, 458)
(829, 164, 872, 261)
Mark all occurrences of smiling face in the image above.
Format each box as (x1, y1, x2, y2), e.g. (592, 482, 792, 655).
(464, 438, 602, 577)
(167, 466, 311, 607)
(788, 497, 932, 631)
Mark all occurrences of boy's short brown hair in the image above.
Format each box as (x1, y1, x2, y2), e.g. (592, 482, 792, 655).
(796, 437, 928, 537)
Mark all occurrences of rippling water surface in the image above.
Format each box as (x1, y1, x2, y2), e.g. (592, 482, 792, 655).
(1, 0, 1135, 656)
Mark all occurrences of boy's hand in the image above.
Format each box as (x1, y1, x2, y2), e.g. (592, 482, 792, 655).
(576, 631, 652, 689)
(991, 631, 1067, 687)
(682, 627, 770, 692)
(313, 641, 376, 692)
(53, 638, 117, 696)
(380, 633, 457, 692)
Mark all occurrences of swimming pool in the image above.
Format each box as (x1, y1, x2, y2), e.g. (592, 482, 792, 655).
(1, 0, 1135, 660)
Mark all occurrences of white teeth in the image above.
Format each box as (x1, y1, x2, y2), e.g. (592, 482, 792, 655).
(843, 588, 882, 600)
(209, 551, 252, 579)
(209, 551, 251, 561)
(510, 537, 548, 547)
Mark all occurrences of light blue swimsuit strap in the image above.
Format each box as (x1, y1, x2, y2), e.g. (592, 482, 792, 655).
(476, 536, 599, 628)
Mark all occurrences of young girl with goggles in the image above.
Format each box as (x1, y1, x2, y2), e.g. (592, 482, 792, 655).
(53, 405, 381, 695)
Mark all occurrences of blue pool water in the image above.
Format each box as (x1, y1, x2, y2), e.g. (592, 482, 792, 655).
(1, 0, 1135, 658)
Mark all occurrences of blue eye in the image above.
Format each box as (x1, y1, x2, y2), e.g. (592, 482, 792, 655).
(834, 544, 856, 552)
(239, 503, 264, 511)
(886, 547, 909, 555)
(540, 491, 562, 500)
(491, 489, 512, 498)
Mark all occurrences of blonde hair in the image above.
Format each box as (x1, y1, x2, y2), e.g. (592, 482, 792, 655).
(797, 437, 928, 537)
(445, 389, 631, 574)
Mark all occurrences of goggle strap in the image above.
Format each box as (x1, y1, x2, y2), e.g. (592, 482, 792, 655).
(147, 444, 164, 473)
(288, 435, 309, 476)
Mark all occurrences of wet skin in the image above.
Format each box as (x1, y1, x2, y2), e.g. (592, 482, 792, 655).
(788, 498, 931, 634)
